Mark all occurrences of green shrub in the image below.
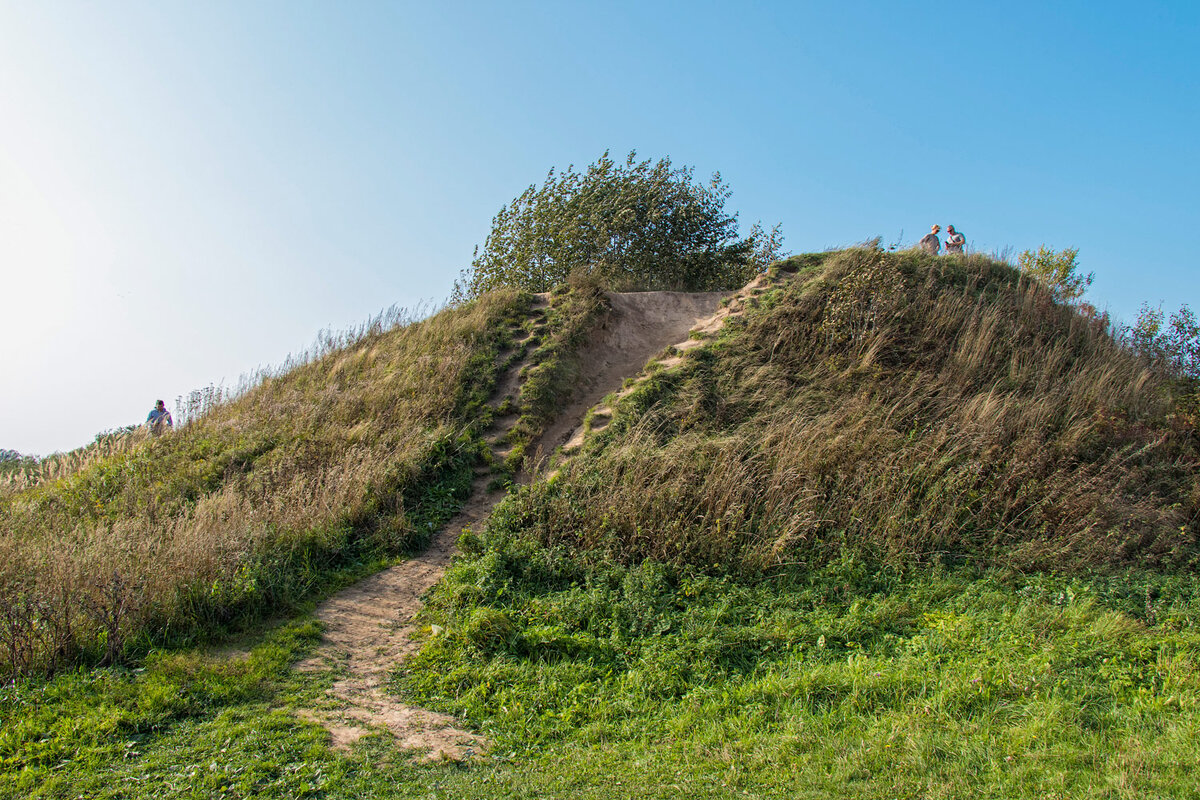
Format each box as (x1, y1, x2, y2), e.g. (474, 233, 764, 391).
(453, 150, 784, 300)
(1018, 245, 1093, 302)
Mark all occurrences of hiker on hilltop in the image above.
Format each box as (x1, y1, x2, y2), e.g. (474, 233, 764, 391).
(147, 400, 173, 435)
(944, 225, 966, 255)
(918, 224, 941, 255)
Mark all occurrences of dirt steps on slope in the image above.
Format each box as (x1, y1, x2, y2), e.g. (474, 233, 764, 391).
(555, 270, 786, 460)
(290, 271, 792, 761)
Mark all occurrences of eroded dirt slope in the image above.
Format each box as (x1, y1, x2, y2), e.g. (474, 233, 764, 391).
(532, 290, 726, 464)
(293, 280, 791, 760)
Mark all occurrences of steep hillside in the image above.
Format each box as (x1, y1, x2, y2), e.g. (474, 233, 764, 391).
(0, 291, 532, 677)
(500, 248, 1198, 573)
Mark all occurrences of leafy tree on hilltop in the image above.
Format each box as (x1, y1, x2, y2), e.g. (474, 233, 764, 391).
(1018, 245, 1094, 302)
(453, 151, 784, 300)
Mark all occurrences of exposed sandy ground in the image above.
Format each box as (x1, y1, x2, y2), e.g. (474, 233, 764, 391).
(531, 291, 727, 467)
(295, 472, 502, 758)
(292, 282, 787, 760)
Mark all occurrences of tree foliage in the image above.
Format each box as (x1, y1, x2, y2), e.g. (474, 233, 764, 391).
(453, 151, 784, 300)
(1129, 303, 1200, 380)
(1018, 245, 1094, 302)
(0, 448, 35, 478)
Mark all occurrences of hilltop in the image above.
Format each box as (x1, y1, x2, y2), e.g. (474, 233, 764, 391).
(2, 248, 1199, 799)
(514, 248, 1197, 572)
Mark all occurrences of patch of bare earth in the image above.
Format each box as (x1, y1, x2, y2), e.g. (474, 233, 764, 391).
(295, 476, 501, 759)
(532, 290, 728, 466)
(292, 280, 789, 760)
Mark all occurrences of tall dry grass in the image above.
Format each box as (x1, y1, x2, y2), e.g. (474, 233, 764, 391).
(0, 291, 527, 678)
(0, 306, 450, 498)
(504, 249, 1198, 573)
(1, 428, 148, 496)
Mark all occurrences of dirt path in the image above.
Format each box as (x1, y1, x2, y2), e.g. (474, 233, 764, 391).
(293, 281, 783, 760)
(531, 291, 726, 466)
(294, 474, 502, 758)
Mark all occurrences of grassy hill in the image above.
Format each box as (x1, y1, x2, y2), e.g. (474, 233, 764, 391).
(2, 248, 1199, 798)
(487, 247, 1197, 573)
(0, 291, 532, 677)
(400, 249, 1200, 797)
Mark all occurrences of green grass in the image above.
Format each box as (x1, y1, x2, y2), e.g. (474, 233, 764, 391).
(399, 535, 1200, 798)
(5, 550, 1200, 799)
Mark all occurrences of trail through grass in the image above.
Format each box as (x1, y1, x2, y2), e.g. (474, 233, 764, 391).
(3, 557, 1199, 799)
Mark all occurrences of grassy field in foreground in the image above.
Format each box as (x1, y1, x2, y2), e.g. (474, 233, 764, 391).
(2, 556, 1199, 799)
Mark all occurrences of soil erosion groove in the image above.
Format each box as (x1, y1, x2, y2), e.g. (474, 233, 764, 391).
(294, 284, 765, 760)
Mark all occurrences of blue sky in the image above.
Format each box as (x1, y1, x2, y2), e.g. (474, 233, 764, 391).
(2, 1, 1197, 455)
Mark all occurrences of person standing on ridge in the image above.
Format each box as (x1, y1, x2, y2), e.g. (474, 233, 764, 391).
(919, 224, 941, 255)
(944, 225, 965, 254)
(147, 400, 173, 435)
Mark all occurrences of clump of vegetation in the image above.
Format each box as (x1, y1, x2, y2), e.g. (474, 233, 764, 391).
(1018, 245, 1093, 302)
(1016, 244, 1197, 430)
(0, 450, 37, 484)
(1, 427, 152, 495)
(0, 450, 28, 466)
(453, 150, 784, 300)
(1128, 302, 1200, 380)
(498, 275, 610, 472)
(483, 248, 1198, 574)
(0, 292, 530, 679)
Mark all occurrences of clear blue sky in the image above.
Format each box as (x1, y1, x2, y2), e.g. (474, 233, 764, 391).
(2, 1, 1197, 455)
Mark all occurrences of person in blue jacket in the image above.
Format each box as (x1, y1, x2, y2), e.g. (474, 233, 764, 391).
(147, 400, 173, 435)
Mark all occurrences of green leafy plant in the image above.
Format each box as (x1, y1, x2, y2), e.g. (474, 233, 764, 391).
(453, 150, 784, 300)
(1129, 302, 1200, 380)
(1017, 245, 1093, 302)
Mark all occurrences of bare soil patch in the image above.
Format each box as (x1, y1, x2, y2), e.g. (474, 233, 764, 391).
(295, 474, 501, 760)
(535, 290, 727, 464)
